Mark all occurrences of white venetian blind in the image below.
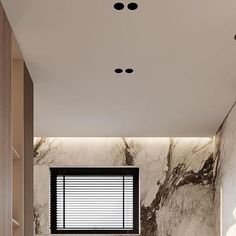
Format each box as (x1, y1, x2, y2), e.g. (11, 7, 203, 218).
(51, 170, 137, 233)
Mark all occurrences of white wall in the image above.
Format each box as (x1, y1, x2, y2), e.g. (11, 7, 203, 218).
(216, 103, 236, 235)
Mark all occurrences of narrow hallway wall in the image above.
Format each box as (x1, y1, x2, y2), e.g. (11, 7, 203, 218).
(215, 102, 236, 235)
(0, 2, 12, 235)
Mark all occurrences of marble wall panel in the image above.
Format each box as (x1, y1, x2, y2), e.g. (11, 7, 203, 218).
(33, 137, 219, 236)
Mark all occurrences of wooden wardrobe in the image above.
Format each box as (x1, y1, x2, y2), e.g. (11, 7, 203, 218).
(0, 2, 34, 236)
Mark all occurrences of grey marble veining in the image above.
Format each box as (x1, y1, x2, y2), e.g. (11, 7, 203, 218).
(34, 137, 219, 236)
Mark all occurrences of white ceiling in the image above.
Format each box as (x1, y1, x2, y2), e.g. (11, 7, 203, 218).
(2, 0, 236, 137)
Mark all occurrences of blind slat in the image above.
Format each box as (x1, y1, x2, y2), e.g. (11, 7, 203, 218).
(51, 168, 138, 234)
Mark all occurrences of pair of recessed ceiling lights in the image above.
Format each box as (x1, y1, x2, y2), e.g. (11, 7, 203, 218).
(114, 2, 138, 10)
(113, 3, 137, 74)
(115, 68, 134, 74)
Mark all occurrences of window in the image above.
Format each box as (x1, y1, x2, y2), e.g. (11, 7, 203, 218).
(50, 167, 139, 234)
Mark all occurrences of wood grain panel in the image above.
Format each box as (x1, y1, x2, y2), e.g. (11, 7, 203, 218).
(0, 2, 12, 236)
(12, 59, 24, 236)
(24, 64, 33, 236)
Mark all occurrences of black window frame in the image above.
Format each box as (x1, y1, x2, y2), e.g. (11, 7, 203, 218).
(50, 167, 139, 234)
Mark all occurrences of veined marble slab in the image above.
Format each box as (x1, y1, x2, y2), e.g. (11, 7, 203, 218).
(34, 137, 219, 236)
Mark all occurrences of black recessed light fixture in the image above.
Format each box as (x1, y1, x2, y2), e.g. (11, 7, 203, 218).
(114, 2, 125, 10)
(234, 34, 236, 40)
(127, 2, 138, 10)
(115, 68, 123, 73)
(125, 68, 134, 73)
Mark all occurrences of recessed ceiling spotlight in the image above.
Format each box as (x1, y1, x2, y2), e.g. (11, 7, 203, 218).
(125, 68, 134, 73)
(114, 2, 125, 10)
(115, 68, 123, 73)
(234, 35, 236, 40)
(127, 2, 138, 10)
